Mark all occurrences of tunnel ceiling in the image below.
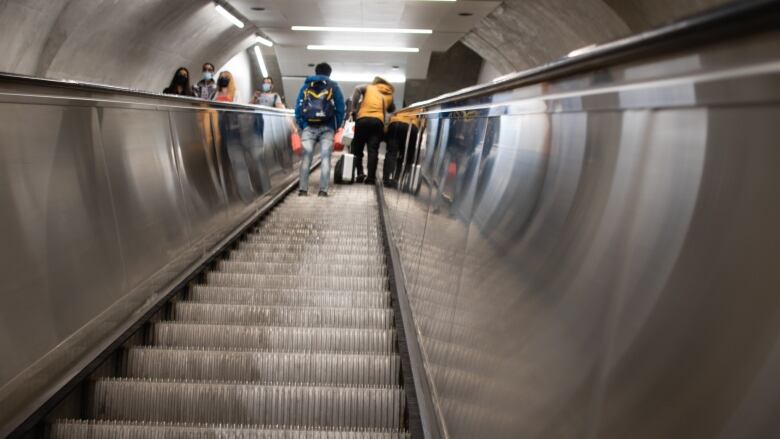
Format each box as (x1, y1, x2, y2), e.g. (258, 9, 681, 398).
(0, 0, 258, 91)
(0, 0, 736, 94)
(462, 0, 734, 75)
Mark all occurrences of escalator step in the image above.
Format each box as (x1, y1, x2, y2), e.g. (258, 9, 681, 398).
(125, 348, 400, 385)
(189, 286, 390, 308)
(173, 302, 393, 328)
(89, 379, 405, 429)
(206, 272, 388, 291)
(238, 243, 383, 254)
(229, 251, 385, 265)
(217, 261, 387, 277)
(152, 323, 397, 354)
(51, 420, 410, 439)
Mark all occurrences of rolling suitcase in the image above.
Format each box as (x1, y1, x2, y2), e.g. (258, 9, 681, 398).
(334, 153, 356, 184)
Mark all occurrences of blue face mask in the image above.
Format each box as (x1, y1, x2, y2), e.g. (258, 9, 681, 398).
(202, 71, 214, 81)
(262, 83, 272, 92)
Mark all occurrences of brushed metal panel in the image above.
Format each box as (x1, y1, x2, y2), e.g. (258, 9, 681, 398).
(384, 27, 780, 439)
(99, 107, 191, 290)
(168, 109, 228, 255)
(0, 104, 123, 387)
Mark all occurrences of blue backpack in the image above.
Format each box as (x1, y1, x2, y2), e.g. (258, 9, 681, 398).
(301, 79, 335, 124)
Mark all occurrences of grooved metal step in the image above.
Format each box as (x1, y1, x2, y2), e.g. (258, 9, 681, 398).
(89, 379, 405, 429)
(229, 251, 385, 265)
(206, 272, 388, 291)
(189, 286, 390, 308)
(51, 420, 410, 439)
(172, 302, 393, 328)
(217, 260, 387, 277)
(49, 183, 408, 437)
(125, 348, 400, 385)
(238, 243, 384, 254)
(151, 323, 397, 354)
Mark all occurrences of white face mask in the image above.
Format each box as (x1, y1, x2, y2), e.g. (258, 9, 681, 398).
(202, 71, 214, 81)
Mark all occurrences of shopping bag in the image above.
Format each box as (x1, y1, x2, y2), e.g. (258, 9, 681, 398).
(291, 131, 302, 156)
(342, 120, 355, 146)
(334, 128, 345, 152)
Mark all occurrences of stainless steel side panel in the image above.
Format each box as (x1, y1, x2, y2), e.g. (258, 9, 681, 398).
(385, 29, 780, 438)
(0, 81, 301, 434)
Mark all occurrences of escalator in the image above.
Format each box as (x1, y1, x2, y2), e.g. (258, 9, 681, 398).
(48, 180, 409, 439)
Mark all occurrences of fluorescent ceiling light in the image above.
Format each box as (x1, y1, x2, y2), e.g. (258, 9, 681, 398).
(215, 4, 244, 29)
(330, 72, 407, 83)
(292, 26, 432, 34)
(307, 45, 419, 53)
(254, 46, 268, 78)
(255, 35, 273, 47)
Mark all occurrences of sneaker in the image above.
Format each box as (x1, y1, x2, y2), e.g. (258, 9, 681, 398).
(355, 174, 366, 183)
(318, 191, 328, 197)
(364, 178, 376, 185)
(383, 180, 397, 189)
(298, 190, 308, 196)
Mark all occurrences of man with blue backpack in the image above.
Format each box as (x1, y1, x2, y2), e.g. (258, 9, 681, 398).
(294, 62, 346, 197)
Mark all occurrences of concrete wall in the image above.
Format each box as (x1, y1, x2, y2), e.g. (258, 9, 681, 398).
(0, 0, 272, 93)
(461, 0, 733, 75)
(404, 42, 483, 106)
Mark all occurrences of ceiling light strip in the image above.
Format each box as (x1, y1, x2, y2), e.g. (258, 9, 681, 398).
(214, 4, 244, 29)
(254, 46, 268, 78)
(307, 45, 419, 53)
(292, 26, 432, 34)
(255, 35, 273, 47)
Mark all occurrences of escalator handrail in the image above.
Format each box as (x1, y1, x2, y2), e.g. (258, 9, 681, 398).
(0, 71, 293, 114)
(404, 0, 780, 111)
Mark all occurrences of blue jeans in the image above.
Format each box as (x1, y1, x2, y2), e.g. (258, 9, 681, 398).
(299, 124, 334, 192)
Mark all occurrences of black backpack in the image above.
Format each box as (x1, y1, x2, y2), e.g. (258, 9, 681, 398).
(301, 79, 335, 124)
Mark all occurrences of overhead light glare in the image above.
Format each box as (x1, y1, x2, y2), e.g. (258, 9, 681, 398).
(254, 46, 268, 78)
(255, 34, 273, 47)
(307, 45, 419, 53)
(329, 72, 407, 83)
(215, 4, 244, 29)
(292, 26, 432, 34)
(567, 44, 597, 58)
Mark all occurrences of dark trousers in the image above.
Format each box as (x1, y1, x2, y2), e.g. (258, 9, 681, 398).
(384, 122, 418, 182)
(351, 117, 385, 180)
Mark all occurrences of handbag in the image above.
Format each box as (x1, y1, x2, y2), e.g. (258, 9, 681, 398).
(291, 131, 302, 156)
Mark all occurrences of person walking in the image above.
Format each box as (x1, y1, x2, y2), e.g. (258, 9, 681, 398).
(251, 77, 285, 109)
(294, 62, 345, 197)
(349, 77, 395, 184)
(162, 67, 194, 96)
(383, 109, 420, 188)
(193, 62, 217, 100)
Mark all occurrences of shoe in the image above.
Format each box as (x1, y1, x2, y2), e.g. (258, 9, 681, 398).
(298, 190, 308, 196)
(355, 174, 366, 183)
(383, 180, 397, 189)
(364, 178, 376, 185)
(318, 191, 328, 197)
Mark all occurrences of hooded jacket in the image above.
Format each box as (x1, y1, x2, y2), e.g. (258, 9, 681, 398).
(389, 109, 421, 127)
(351, 78, 396, 122)
(294, 75, 346, 130)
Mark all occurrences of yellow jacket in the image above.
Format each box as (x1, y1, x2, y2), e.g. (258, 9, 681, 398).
(389, 110, 420, 127)
(355, 81, 395, 121)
